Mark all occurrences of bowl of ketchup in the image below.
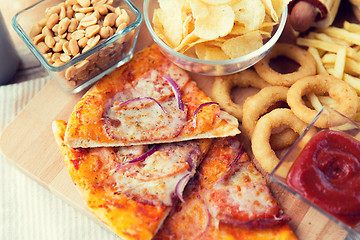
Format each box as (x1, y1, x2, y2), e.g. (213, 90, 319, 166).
(271, 106, 360, 236)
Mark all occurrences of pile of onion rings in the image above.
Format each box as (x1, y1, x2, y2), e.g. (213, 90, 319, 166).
(212, 69, 270, 120)
(253, 43, 317, 87)
(211, 42, 360, 173)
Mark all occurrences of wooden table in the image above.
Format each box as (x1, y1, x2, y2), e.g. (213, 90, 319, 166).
(0, 0, 359, 240)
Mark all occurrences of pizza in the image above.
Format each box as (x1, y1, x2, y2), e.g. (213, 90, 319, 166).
(154, 137, 297, 240)
(53, 120, 213, 240)
(53, 44, 297, 240)
(64, 44, 240, 148)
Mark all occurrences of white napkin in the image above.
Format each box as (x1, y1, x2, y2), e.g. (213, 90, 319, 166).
(0, 77, 118, 240)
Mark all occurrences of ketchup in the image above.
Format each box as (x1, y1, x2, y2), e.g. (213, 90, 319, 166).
(287, 130, 360, 226)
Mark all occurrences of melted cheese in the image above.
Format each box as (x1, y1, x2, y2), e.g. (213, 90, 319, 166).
(103, 69, 189, 142)
(113, 141, 202, 206)
(205, 161, 278, 222)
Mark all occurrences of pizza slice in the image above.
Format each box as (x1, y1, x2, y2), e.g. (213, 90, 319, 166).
(64, 44, 239, 148)
(154, 137, 298, 240)
(52, 120, 212, 240)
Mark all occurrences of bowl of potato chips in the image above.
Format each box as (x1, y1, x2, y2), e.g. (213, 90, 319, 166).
(144, 0, 288, 76)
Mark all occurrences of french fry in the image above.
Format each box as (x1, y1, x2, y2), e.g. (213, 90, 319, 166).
(343, 21, 360, 34)
(307, 47, 327, 74)
(319, 26, 360, 45)
(296, 38, 360, 61)
(307, 92, 323, 112)
(333, 46, 346, 79)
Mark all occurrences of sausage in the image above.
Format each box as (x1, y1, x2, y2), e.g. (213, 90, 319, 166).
(289, 1, 318, 32)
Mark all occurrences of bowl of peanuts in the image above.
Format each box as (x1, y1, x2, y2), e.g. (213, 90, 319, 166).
(12, 0, 142, 93)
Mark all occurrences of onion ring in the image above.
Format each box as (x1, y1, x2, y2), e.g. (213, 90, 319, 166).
(251, 109, 312, 173)
(211, 69, 270, 120)
(242, 86, 299, 150)
(287, 74, 358, 128)
(253, 43, 316, 86)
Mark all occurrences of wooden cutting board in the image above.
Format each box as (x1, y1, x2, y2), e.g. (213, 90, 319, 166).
(0, 1, 351, 239)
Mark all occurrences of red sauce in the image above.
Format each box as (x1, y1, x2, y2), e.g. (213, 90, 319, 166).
(287, 130, 360, 227)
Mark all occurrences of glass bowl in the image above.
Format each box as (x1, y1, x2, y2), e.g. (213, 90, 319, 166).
(143, 0, 287, 76)
(12, 0, 142, 93)
(271, 106, 360, 236)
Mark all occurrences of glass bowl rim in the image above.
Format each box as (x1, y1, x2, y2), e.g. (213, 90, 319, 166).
(143, 0, 288, 66)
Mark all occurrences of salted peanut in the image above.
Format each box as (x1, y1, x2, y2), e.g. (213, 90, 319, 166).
(94, 3, 108, 15)
(91, 10, 101, 20)
(99, 26, 112, 38)
(87, 34, 100, 48)
(66, 5, 74, 19)
(52, 23, 59, 33)
(58, 17, 71, 35)
(77, 0, 91, 8)
(85, 25, 100, 38)
(68, 19, 79, 32)
(65, 65, 76, 79)
(62, 41, 71, 55)
(59, 32, 68, 39)
(116, 22, 127, 33)
(47, 13, 59, 30)
(76, 68, 90, 80)
(45, 5, 61, 16)
(78, 37, 89, 48)
(53, 42, 64, 52)
(71, 29, 85, 40)
(66, 32, 72, 41)
(42, 26, 54, 37)
(78, 7, 94, 14)
(69, 39, 80, 56)
(37, 42, 50, 54)
(38, 18, 48, 27)
(45, 35, 56, 48)
(59, 5, 67, 20)
(52, 60, 64, 66)
(43, 52, 52, 60)
(66, 0, 78, 6)
(82, 44, 91, 53)
(75, 59, 90, 70)
(115, 9, 130, 27)
(72, 4, 81, 12)
(80, 15, 97, 27)
(52, 52, 61, 62)
(104, 12, 117, 27)
(29, 23, 43, 38)
(105, 4, 115, 13)
(74, 12, 85, 21)
(92, 0, 107, 4)
(60, 53, 71, 62)
(32, 34, 45, 45)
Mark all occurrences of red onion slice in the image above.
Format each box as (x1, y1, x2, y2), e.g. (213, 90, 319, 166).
(175, 173, 192, 202)
(117, 97, 166, 113)
(193, 102, 219, 118)
(163, 73, 184, 111)
(114, 145, 160, 171)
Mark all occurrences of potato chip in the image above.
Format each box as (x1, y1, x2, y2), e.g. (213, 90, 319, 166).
(261, 0, 289, 22)
(230, 0, 265, 31)
(191, 0, 234, 40)
(195, 43, 229, 61)
(152, 0, 288, 61)
(221, 31, 263, 59)
(200, 0, 233, 5)
(157, 0, 187, 47)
